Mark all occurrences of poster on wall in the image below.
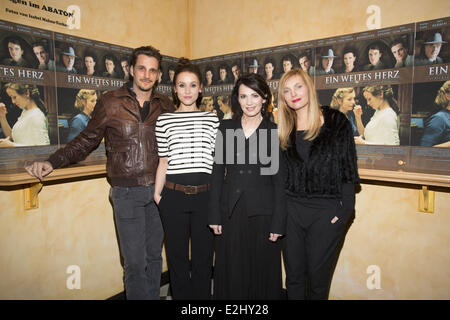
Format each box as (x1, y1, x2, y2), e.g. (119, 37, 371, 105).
(241, 40, 316, 123)
(409, 17, 450, 173)
(0, 16, 449, 174)
(52, 32, 131, 144)
(313, 24, 419, 169)
(0, 19, 175, 155)
(193, 52, 244, 119)
(0, 20, 58, 147)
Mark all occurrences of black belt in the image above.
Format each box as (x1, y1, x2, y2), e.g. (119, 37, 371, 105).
(164, 181, 210, 194)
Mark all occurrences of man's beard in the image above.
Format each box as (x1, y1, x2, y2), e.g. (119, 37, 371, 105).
(137, 80, 157, 92)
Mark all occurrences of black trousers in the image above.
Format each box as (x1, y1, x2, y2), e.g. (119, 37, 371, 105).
(282, 197, 354, 300)
(158, 186, 213, 300)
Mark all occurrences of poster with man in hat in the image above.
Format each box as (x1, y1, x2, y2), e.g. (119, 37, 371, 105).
(311, 47, 337, 75)
(415, 31, 447, 66)
(56, 45, 77, 73)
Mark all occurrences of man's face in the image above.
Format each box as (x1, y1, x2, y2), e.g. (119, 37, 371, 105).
(424, 43, 442, 61)
(62, 54, 75, 70)
(105, 59, 115, 74)
(121, 60, 129, 75)
(283, 60, 293, 73)
(130, 54, 160, 93)
(232, 65, 240, 79)
(299, 56, 310, 71)
(321, 57, 334, 71)
(368, 49, 382, 66)
(8, 42, 24, 62)
(391, 43, 407, 62)
(219, 68, 227, 81)
(169, 69, 175, 82)
(249, 66, 258, 74)
(33, 45, 49, 64)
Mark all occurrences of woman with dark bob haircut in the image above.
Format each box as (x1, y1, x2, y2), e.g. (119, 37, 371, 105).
(208, 73, 286, 299)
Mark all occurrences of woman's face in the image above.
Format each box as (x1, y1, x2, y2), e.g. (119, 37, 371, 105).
(363, 91, 383, 110)
(85, 57, 96, 70)
(343, 52, 356, 69)
(175, 72, 201, 107)
(265, 63, 274, 79)
(83, 93, 97, 114)
(6, 88, 29, 109)
(238, 84, 265, 118)
(340, 91, 355, 113)
(205, 71, 213, 84)
(282, 75, 309, 112)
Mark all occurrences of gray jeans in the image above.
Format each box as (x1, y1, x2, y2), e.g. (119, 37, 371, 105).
(110, 185, 163, 300)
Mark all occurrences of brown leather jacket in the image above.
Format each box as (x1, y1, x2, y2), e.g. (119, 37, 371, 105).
(48, 84, 175, 186)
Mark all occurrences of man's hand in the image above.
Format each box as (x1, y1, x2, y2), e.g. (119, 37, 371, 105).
(209, 225, 222, 235)
(25, 161, 54, 181)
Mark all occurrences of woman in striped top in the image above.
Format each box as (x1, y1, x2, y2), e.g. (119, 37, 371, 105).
(154, 58, 219, 300)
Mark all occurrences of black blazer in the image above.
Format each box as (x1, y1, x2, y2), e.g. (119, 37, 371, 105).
(208, 117, 286, 234)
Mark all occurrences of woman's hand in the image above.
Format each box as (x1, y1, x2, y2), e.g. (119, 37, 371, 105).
(154, 193, 161, 205)
(0, 103, 7, 117)
(269, 233, 282, 242)
(209, 225, 222, 235)
(353, 104, 362, 118)
(354, 136, 366, 145)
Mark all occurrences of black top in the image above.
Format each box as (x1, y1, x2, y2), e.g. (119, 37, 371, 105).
(291, 117, 356, 209)
(208, 117, 287, 234)
(296, 130, 311, 162)
(127, 81, 150, 121)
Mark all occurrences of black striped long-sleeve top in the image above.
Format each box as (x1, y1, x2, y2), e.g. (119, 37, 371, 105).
(155, 111, 219, 175)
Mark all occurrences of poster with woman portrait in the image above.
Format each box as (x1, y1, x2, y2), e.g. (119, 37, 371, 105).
(0, 20, 57, 148)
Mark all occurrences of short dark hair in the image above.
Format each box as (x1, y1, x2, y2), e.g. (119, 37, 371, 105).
(391, 38, 406, 48)
(230, 73, 272, 120)
(130, 45, 162, 69)
(32, 40, 49, 52)
(368, 43, 383, 52)
(172, 57, 203, 108)
(6, 36, 23, 48)
(104, 54, 116, 63)
(282, 54, 295, 63)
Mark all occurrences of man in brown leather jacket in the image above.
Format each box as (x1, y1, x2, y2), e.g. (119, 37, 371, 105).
(25, 46, 175, 300)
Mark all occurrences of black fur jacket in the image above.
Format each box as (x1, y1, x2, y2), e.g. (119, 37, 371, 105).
(283, 106, 360, 198)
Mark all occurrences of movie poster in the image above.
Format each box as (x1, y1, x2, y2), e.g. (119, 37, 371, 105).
(410, 17, 449, 147)
(315, 24, 416, 151)
(52, 32, 131, 144)
(0, 20, 58, 147)
(0, 16, 449, 173)
(193, 52, 244, 119)
(0, 19, 175, 150)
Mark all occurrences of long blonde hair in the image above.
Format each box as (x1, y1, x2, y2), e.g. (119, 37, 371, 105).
(277, 68, 322, 150)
